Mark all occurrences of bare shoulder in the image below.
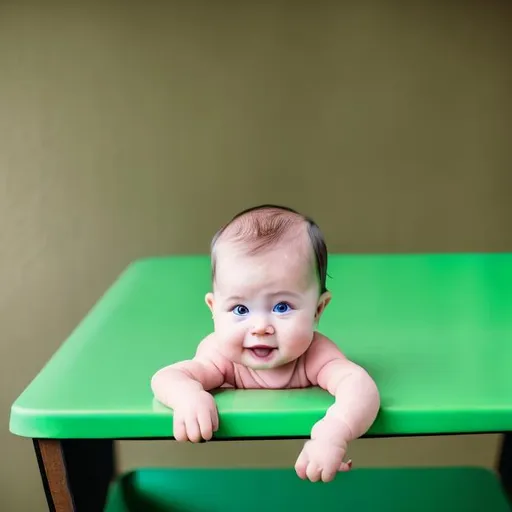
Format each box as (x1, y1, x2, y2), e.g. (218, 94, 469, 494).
(194, 332, 218, 355)
(306, 331, 347, 359)
(304, 332, 349, 384)
(194, 332, 234, 379)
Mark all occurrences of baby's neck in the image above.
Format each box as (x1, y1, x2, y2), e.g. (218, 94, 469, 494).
(234, 356, 308, 389)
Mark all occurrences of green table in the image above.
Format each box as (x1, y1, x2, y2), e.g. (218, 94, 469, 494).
(9, 254, 512, 511)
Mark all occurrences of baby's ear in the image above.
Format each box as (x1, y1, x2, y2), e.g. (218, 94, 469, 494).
(205, 292, 215, 313)
(315, 291, 331, 320)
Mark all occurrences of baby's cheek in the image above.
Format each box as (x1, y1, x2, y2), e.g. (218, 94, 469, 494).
(283, 316, 315, 348)
(292, 313, 315, 334)
(215, 322, 246, 361)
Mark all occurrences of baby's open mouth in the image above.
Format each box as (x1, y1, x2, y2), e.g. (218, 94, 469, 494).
(247, 346, 276, 358)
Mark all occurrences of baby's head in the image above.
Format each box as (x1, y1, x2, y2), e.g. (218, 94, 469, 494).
(205, 204, 331, 370)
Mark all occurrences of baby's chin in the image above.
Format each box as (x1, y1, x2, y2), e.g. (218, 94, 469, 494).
(243, 360, 288, 371)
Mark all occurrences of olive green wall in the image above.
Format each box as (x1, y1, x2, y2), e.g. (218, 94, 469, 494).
(1, 1, 511, 510)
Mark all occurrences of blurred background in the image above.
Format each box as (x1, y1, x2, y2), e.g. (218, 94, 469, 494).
(1, 1, 512, 510)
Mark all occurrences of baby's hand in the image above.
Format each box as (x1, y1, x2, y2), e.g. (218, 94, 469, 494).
(172, 390, 219, 442)
(295, 439, 352, 483)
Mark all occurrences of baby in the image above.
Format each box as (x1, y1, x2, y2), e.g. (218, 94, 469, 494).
(151, 204, 380, 483)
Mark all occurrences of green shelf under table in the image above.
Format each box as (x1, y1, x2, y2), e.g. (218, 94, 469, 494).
(104, 467, 511, 512)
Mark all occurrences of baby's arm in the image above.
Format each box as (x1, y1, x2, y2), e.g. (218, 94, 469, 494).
(151, 333, 230, 442)
(296, 333, 380, 482)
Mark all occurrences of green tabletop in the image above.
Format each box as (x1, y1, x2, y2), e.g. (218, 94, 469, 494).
(9, 253, 512, 440)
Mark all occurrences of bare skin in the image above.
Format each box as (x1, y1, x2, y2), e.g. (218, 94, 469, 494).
(152, 230, 380, 482)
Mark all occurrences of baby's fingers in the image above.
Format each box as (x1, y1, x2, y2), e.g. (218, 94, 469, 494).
(210, 404, 219, 433)
(173, 414, 187, 442)
(198, 407, 214, 441)
(321, 458, 350, 482)
(305, 462, 322, 483)
(339, 459, 353, 472)
(294, 449, 309, 480)
(320, 467, 337, 483)
(185, 416, 202, 443)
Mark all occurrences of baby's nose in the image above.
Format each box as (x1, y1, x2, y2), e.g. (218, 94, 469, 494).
(251, 318, 275, 336)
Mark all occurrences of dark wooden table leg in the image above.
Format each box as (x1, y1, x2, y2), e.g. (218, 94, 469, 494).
(34, 438, 116, 512)
(498, 433, 512, 503)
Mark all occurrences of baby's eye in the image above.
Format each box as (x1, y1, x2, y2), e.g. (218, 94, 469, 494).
(232, 305, 249, 316)
(273, 302, 291, 314)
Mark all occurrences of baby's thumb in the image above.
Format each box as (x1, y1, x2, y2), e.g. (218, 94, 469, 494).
(294, 450, 309, 480)
(339, 459, 352, 472)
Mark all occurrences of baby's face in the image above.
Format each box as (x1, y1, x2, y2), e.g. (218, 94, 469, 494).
(205, 240, 330, 370)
